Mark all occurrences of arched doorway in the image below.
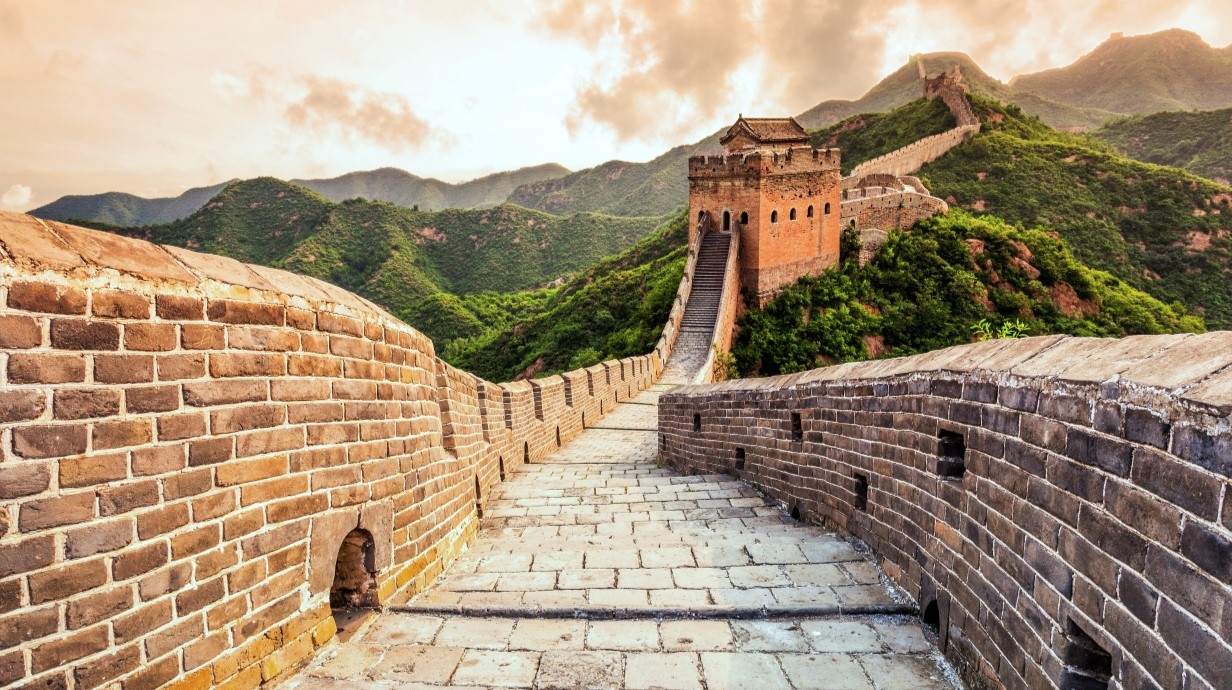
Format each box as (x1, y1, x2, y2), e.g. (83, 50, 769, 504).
(722, 211, 731, 231)
(330, 528, 379, 640)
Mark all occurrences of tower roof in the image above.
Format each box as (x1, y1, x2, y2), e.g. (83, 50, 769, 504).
(720, 116, 810, 147)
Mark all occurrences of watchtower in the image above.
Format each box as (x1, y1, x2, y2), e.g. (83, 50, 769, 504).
(688, 115, 842, 304)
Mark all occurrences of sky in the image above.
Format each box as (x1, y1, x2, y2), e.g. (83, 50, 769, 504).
(2, 0, 1231, 211)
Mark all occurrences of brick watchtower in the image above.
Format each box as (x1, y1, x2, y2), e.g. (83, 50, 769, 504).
(688, 116, 842, 304)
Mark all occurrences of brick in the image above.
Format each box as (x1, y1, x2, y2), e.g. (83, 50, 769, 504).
(121, 652, 178, 690)
(1131, 447, 1222, 520)
(158, 412, 207, 441)
(12, 423, 87, 459)
(50, 319, 119, 350)
(3, 605, 59, 644)
(211, 403, 285, 434)
(176, 577, 226, 616)
(317, 311, 362, 336)
(59, 451, 127, 487)
(0, 534, 56, 578)
(8, 353, 86, 383)
(189, 437, 233, 466)
(94, 354, 154, 383)
(217, 455, 288, 487)
(1123, 408, 1170, 449)
(1180, 521, 1232, 583)
(30, 624, 109, 674)
(287, 307, 315, 330)
(330, 335, 372, 359)
(8, 281, 86, 315)
(1065, 427, 1132, 477)
(236, 427, 304, 458)
(196, 545, 240, 581)
(112, 541, 170, 581)
(272, 378, 331, 401)
(156, 294, 204, 320)
(1105, 481, 1182, 548)
(20, 491, 95, 530)
(288, 402, 344, 424)
(99, 480, 160, 516)
(131, 444, 185, 475)
(184, 633, 229, 672)
(1170, 426, 1232, 478)
(145, 611, 205, 659)
(156, 353, 205, 380)
(0, 462, 51, 499)
(0, 313, 43, 348)
(164, 467, 213, 500)
(267, 493, 327, 523)
(171, 524, 221, 559)
(53, 388, 120, 419)
(92, 418, 153, 450)
(240, 475, 307, 506)
(0, 389, 46, 423)
(1118, 571, 1160, 626)
(184, 379, 267, 406)
(125, 322, 177, 351)
(138, 561, 192, 602)
(1156, 599, 1232, 683)
(288, 354, 342, 377)
(210, 352, 285, 378)
(74, 644, 141, 690)
(29, 557, 107, 603)
(65, 517, 134, 558)
(126, 384, 180, 413)
(136, 502, 190, 539)
(192, 491, 237, 522)
(208, 300, 285, 326)
(66, 586, 133, 629)
(112, 598, 172, 644)
(229, 326, 299, 352)
(181, 323, 225, 349)
(92, 289, 150, 319)
(0, 650, 20, 687)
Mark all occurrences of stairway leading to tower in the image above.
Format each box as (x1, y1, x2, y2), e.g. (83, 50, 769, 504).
(661, 230, 731, 385)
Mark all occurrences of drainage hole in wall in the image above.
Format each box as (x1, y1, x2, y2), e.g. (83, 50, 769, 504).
(854, 473, 869, 511)
(1060, 618, 1112, 690)
(693, 413, 701, 432)
(936, 429, 967, 479)
(791, 412, 803, 442)
(735, 447, 746, 471)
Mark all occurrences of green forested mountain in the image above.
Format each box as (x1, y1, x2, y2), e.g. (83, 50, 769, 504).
(1092, 107, 1232, 184)
(809, 98, 956, 175)
(29, 182, 232, 226)
(291, 164, 570, 210)
(106, 177, 666, 347)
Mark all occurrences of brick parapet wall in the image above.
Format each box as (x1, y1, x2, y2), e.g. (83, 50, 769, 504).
(840, 190, 951, 232)
(660, 333, 1232, 690)
(849, 124, 980, 179)
(0, 212, 658, 690)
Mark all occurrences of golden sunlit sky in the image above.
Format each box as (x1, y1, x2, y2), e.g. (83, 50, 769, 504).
(2, 0, 1230, 211)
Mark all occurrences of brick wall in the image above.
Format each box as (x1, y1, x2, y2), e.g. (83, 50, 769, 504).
(840, 190, 950, 232)
(0, 212, 659, 690)
(849, 124, 980, 179)
(660, 334, 1232, 690)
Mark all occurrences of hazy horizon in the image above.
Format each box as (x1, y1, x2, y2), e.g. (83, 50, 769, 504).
(3, 0, 1230, 212)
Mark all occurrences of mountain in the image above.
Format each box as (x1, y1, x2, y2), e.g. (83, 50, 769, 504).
(1011, 29, 1232, 116)
(507, 139, 719, 218)
(1091, 107, 1232, 185)
(104, 177, 666, 345)
(28, 181, 232, 226)
(29, 164, 569, 226)
(291, 163, 569, 210)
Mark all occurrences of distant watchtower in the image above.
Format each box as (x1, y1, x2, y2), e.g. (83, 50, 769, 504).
(688, 116, 842, 304)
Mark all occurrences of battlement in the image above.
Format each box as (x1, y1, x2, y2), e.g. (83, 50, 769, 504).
(688, 146, 841, 178)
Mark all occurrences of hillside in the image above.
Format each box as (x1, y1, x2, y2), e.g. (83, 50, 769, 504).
(445, 212, 689, 381)
(1092, 107, 1232, 185)
(1012, 29, 1232, 116)
(29, 164, 569, 226)
(29, 181, 232, 226)
(734, 213, 1202, 376)
(918, 95, 1232, 329)
(107, 177, 666, 344)
(291, 163, 569, 210)
(810, 98, 956, 175)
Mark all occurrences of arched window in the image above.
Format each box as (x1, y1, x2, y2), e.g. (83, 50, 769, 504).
(789, 208, 797, 221)
(331, 529, 378, 610)
(740, 211, 748, 225)
(825, 202, 832, 215)
(722, 210, 731, 231)
(771, 211, 778, 223)
(807, 206, 814, 218)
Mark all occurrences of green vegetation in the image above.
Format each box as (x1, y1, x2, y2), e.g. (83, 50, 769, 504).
(811, 98, 956, 174)
(733, 212, 1202, 377)
(918, 95, 1232, 329)
(107, 177, 666, 347)
(29, 182, 231, 226)
(1093, 108, 1232, 184)
(291, 164, 569, 211)
(444, 212, 689, 381)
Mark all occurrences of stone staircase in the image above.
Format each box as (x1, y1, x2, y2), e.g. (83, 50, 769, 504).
(661, 231, 731, 384)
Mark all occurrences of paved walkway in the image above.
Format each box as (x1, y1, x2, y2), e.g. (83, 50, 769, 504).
(289, 382, 960, 689)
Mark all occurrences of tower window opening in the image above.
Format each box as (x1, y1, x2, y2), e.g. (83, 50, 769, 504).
(807, 205, 814, 218)
(825, 202, 832, 215)
(771, 210, 778, 223)
(740, 211, 748, 224)
(723, 210, 731, 231)
(789, 208, 797, 221)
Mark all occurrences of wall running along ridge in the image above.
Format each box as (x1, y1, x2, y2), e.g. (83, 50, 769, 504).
(0, 211, 660, 690)
(659, 334, 1232, 690)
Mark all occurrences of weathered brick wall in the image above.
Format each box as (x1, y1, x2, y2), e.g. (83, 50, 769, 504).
(0, 212, 658, 690)
(840, 190, 950, 232)
(660, 334, 1232, 690)
(849, 124, 980, 179)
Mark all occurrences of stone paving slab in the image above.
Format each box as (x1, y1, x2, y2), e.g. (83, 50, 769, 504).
(289, 615, 956, 689)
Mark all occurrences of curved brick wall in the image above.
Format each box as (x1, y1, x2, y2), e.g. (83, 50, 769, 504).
(660, 334, 1232, 690)
(0, 212, 657, 689)
(840, 190, 950, 233)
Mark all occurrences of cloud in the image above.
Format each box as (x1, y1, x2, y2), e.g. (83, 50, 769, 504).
(1, 183, 32, 209)
(283, 76, 445, 153)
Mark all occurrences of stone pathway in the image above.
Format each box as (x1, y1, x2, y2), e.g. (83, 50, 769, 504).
(288, 383, 961, 689)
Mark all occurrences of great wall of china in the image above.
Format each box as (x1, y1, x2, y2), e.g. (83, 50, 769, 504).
(1, 70, 1229, 690)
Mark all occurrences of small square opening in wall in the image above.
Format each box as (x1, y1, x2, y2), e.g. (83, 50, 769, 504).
(693, 413, 701, 432)
(791, 412, 803, 442)
(735, 447, 746, 471)
(853, 473, 869, 511)
(1060, 618, 1112, 690)
(935, 429, 967, 479)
